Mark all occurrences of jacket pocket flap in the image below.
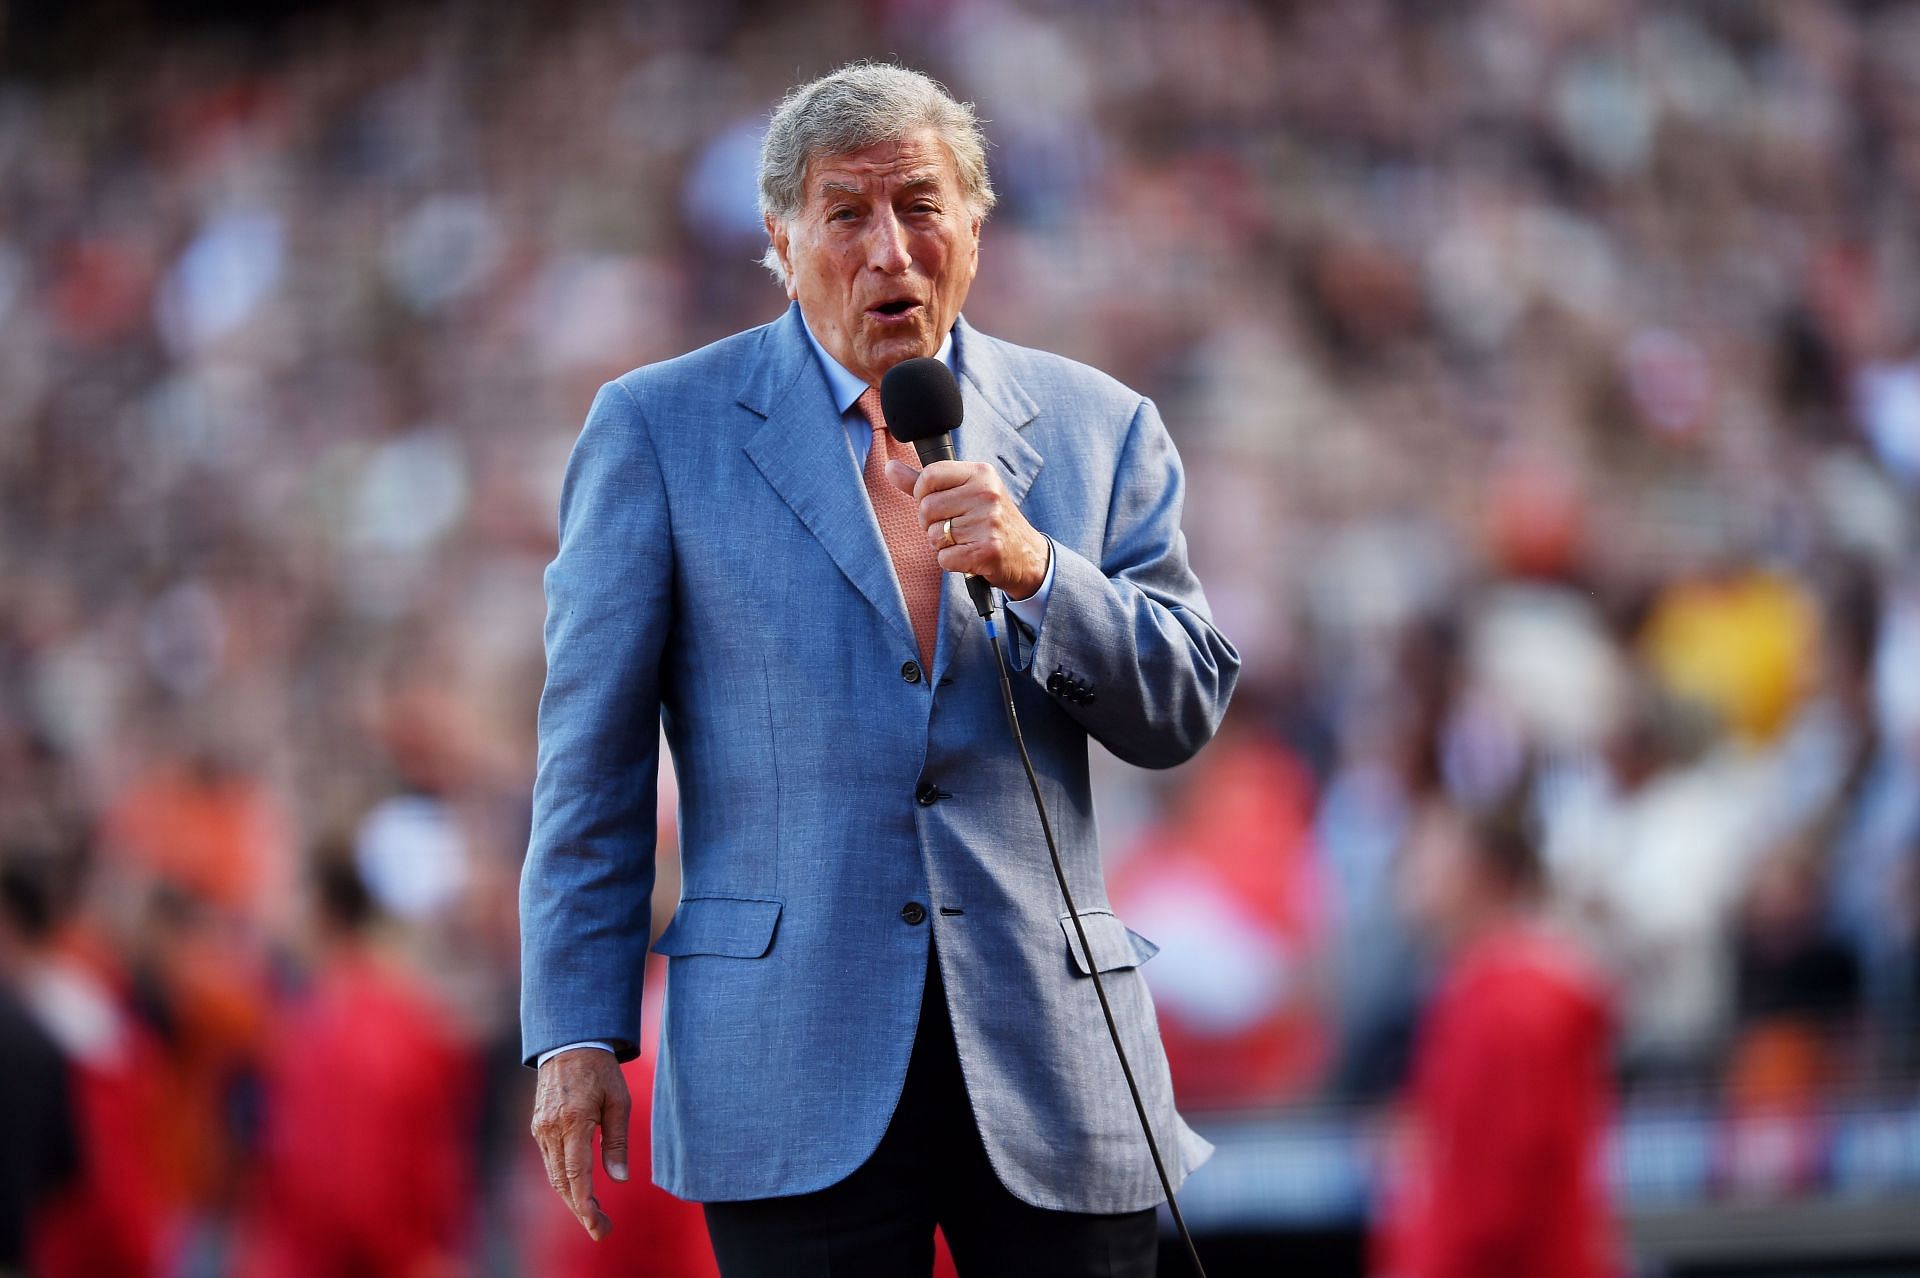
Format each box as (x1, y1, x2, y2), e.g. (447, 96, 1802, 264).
(1059, 909, 1159, 976)
(652, 896, 783, 958)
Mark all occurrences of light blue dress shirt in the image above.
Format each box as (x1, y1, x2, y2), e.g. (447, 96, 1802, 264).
(537, 321, 1052, 1069)
(797, 317, 1054, 628)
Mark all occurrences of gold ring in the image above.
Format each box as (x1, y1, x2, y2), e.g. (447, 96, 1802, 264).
(940, 518, 956, 549)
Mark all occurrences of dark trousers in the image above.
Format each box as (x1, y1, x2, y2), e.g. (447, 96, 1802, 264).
(702, 951, 1158, 1278)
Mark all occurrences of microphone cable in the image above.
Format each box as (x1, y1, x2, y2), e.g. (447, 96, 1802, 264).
(969, 583, 1208, 1278)
(882, 356, 1205, 1272)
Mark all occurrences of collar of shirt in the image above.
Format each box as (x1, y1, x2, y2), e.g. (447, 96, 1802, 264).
(796, 311, 1058, 627)
(800, 316, 956, 417)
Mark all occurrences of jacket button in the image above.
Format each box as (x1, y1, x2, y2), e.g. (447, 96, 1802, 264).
(900, 660, 922, 684)
(1047, 672, 1066, 695)
(900, 902, 927, 926)
(915, 781, 940, 806)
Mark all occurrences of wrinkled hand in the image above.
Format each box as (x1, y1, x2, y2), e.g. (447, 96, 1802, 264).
(531, 1048, 630, 1240)
(886, 459, 1049, 599)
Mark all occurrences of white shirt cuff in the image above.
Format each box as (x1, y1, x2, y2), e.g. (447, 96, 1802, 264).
(1003, 537, 1055, 631)
(537, 1040, 617, 1067)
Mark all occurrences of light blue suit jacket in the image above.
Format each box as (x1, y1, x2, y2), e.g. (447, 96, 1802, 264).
(520, 303, 1240, 1212)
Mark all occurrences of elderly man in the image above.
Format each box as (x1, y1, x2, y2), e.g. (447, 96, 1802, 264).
(522, 62, 1238, 1277)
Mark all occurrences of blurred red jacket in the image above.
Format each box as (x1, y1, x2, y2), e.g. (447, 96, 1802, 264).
(235, 946, 476, 1278)
(31, 1025, 172, 1278)
(27, 933, 176, 1278)
(1374, 925, 1618, 1278)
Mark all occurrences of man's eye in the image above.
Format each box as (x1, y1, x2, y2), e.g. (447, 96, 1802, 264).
(828, 208, 858, 222)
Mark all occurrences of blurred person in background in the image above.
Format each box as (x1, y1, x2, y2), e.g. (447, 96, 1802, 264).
(0, 845, 171, 1278)
(233, 854, 477, 1278)
(122, 877, 272, 1263)
(1108, 697, 1328, 1110)
(1805, 568, 1920, 1079)
(0, 857, 80, 1278)
(1731, 853, 1861, 1098)
(1373, 799, 1618, 1278)
(1719, 848, 1861, 1198)
(1545, 679, 1774, 1085)
(92, 745, 285, 1254)
(1318, 618, 1459, 1106)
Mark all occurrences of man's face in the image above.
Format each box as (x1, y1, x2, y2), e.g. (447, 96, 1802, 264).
(767, 130, 982, 388)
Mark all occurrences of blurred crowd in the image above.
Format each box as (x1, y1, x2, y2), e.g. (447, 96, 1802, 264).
(2, 0, 1919, 1272)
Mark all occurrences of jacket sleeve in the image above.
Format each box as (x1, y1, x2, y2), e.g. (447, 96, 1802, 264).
(519, 380, 671, 1067)
(1013, 396, 1239, 769)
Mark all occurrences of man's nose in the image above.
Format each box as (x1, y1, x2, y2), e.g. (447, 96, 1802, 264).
(863, 206, 912, 274)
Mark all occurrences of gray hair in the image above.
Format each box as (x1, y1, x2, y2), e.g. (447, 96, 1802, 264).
(758, 62, 995, 284)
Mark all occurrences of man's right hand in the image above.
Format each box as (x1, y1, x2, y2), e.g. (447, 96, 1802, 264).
(531, 1048, 631, 1241)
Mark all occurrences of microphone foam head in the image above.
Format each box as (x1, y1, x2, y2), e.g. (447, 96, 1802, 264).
(880, 357, 964, 444)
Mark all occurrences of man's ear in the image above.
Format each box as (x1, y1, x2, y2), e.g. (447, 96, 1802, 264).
(766, 214, 797, 300)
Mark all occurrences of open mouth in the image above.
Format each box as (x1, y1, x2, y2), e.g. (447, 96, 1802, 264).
(868, 298, 923, 319)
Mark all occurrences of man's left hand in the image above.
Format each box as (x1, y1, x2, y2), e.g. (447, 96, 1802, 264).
(531, 1048, 630, 1241)
(886, 459, 1049, 599)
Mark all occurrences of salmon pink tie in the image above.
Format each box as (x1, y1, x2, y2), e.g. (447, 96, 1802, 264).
(857, 386, 942, 669)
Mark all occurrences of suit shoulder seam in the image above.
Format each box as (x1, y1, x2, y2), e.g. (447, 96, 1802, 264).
(606, 378, 675, 543)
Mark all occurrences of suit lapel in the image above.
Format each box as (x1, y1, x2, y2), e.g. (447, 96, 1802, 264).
(936, 318, 1046, 683)
(741, 305, 919, 656)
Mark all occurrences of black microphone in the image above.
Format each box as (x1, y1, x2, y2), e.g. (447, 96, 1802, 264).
(880, 357, 995, 617)
(881, 356, 964, 464)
